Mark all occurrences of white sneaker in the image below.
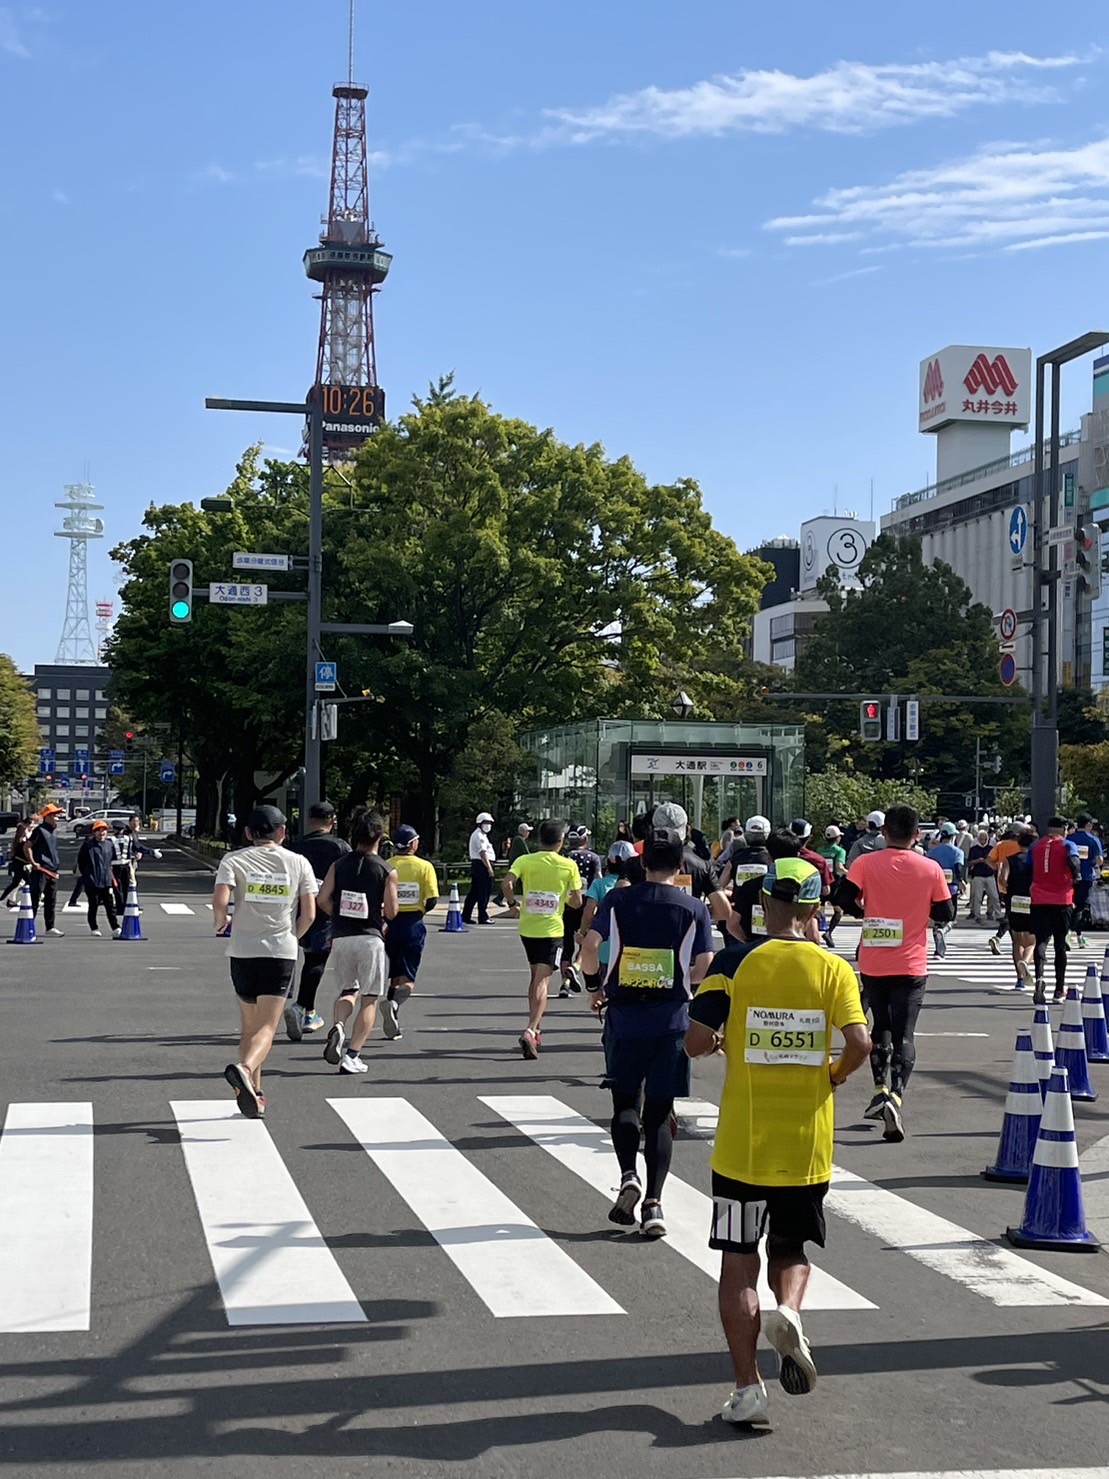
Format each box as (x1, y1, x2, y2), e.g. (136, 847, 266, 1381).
(763, 1305, 817, 1394)
(111, 928, 122, 940)
(323, 1022, 345, 1065)
(721, 1381, 769, 1426)
(339, 1053, 368, 1074)
(381, 1000, 402, 1040)
(89, 928, 102, 937)
(46, 927, 65, 937)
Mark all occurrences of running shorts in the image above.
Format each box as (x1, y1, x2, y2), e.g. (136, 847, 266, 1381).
(522, 935, 560, 968)
(329, 934, 387, 997)
(385, 915, 427, 980)
(230, 956, 296, 1003)
(606, 1030, 691, 1101)
(708, 1173, 828, 1255)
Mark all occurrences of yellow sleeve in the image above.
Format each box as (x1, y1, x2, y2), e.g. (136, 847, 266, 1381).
(423, 860, 439, 904)
(830, 957, 868, 1029)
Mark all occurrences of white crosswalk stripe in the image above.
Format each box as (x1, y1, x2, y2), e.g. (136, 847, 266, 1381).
(672, 1099, 1107, 1308)
(159, 902, 195, 915)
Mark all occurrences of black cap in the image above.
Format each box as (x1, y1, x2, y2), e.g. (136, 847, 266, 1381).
(247, 804, 286, 836)
(308, 801, 335, 821)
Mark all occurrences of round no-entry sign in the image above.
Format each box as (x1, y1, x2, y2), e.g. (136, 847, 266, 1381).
(998, 608, 1018, 642)
(999, 652, 1017, 686)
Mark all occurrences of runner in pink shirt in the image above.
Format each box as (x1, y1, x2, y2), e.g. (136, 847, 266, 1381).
(833, 803, 954, 1144)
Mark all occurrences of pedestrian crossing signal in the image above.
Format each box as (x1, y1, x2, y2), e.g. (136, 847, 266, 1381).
(169, 558, 193, 623)
(860, 699, 883, 742)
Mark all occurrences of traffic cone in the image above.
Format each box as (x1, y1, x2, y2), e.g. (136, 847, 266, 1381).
(218, 895, 234, 939)
(1054, 984, 1097, 1101)
(116, 882, 145, 941)
(1006, 1066, 1100, 1252)
(1031, 1002, 1054, 1100)
(6, 882, 38, 945)
(439, 882, 467, 933)
(983, 1027, 1042, 1183)
(1081, 960, 1109, 1064)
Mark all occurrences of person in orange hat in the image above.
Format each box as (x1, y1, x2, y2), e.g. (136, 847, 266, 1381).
(76, 821, 121, 937)
(23, 804, 65, 935)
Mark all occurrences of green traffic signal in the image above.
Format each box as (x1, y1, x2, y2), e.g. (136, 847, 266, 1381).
(169, 558, 193, 623)
(171, 600, 191, 619)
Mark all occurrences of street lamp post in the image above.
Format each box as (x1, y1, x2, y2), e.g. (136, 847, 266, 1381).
(1030, 332, 1109, 830)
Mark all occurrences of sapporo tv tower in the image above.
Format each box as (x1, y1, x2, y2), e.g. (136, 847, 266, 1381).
(304, 0, 392, 459)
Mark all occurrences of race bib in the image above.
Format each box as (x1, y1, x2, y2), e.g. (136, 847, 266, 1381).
(620, 945, 674, 991)
(675, 874, 693, 896)
(525, 890, 560, 916)
(750, 904, 766, 935)
(942, 868, 954, 884)
(862, 917, 903, 946)
(1010, 895, 1032, 914)
(395, 881, 421, 906)
(1077, 846, 1090, 860)
(339, 889, 369, 919)
(733, 865, 767, 884)
(244, 871, 290, 902)
(745, 1006, 827, 1065)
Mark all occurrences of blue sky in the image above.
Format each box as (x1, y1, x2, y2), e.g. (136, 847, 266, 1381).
(5, 1, 1109, 672)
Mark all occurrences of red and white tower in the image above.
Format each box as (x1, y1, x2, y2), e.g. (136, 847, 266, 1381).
(303, 6, 391, 459)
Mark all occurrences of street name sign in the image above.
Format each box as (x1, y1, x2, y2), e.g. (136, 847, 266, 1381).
(210, 583, 268, 606)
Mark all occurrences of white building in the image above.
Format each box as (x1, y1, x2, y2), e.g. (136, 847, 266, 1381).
(751, 516, 876, 669)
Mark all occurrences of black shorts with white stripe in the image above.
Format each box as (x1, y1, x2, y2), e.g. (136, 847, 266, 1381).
(709, 1172, 829, 1255)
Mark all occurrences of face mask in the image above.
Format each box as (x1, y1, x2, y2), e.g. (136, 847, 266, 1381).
(481, 822, 491, 832)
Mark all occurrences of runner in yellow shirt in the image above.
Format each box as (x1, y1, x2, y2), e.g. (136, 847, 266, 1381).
(685, 858, 870, 1429)
(383, 825, 440, 1041)
(501, 818, 583, 1060)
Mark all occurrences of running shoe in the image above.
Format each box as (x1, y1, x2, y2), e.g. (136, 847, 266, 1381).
(1033, 980, 1047, 1005)
(1067, 932, 1079, 950)
(932, 928, 946, 959)
(89, 928, 102, 937)
(988, 936, 1001, 956)
(821, 930, 835, 950)
(607, 1171, 642, 1226)
(557, 985, 571, 1000)
(45, 928, 65, 937)
(1078, 935, 1089, 949)
(1053, 987, 1066, 1004)
(763, 1306, 818, 1395)
(339, 1053, 368, 1074)
(863, 1089, 889, 1121)
(882, 1092, 905, 1143)
(382, 1000, 402, 1040)
(720, 1382, 769, 1426)
(303, 1011, 326, 1033)
(283, 1003, 304, 1042)
(518, 1028, 540, 1060)
(640, 1201, 667, 1239)
(256, 1092, 266, 1118)
(223, 1062, 260, 1119)
(568, 970, 583, 994)
(111, 928, 122, 940)
(1016, 960, 1034, 990)
(323, 1022, 346, 1065)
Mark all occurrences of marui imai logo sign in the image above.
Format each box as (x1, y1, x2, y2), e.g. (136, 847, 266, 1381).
(918, 345, 1031, 434)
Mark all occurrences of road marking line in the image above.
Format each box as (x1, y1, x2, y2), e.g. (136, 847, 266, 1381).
(482, 1095, 874, 1311)
(330, 1098, 623, 1318)
(674, 1101, 1106, 1308)
(915, 1032, 990, 1037)
(1079, 1131, 1109, 1248)
(170, 1101, 365, 1327)
(159, 902, 195, 915)
(62, 904, 86, 913)
(0, 1103, 93, 1332)
(727, 1470, 1109, 1479)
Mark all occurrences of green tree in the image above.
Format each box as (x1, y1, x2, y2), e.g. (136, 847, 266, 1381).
(1058, 687, 1109, 747)
(0, 653, 41, 790)
(803, 767, 937, 833)
(795, 534, 1029, 796)
(1059, 742, 1109, 818)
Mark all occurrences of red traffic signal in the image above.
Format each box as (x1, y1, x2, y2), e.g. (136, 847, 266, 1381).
(859, 699, 883, 742)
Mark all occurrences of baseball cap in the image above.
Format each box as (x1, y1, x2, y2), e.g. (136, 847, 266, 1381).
(40, 804, 65, 818)
(744, 815, 771, 837)
(643, 825, 684, 866)
(825, 825, 842, 839)
(476, 811, 493, 825)
(246, 804, 286, 836)
(517, 822, 532, 834)
(393, 824, 419, 847)
(762, 858, 822, 902)
(653, 801, 688, 832)
(608, 840, 636, 863)
(91, 819, 110, 832)
(790, 818, 812, 839)
(567, 827, 584, 843)
(940, 821, 958, 837)
(308, 801, 335, 821)
(866, 810, 886, 828)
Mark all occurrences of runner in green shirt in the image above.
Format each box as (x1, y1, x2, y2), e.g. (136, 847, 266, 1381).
(817, 825, 848, 949)
(501, 818, 582, 1060)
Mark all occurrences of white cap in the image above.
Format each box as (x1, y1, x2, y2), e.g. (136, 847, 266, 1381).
(957, 819, 969, 829)
(825, 825, 842, 839)
(867, 810, 886, 827)
(744, 815, 771, 837)
(653, 802, 688, 832)
(476, 811, 493, 825)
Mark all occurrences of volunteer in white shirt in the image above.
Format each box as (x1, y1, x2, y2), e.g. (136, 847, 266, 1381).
(213, 804, 319, 1119)
(462, 809, 497, 925)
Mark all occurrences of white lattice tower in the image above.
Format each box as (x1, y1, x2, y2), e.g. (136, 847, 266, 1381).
(54, 483, 104, 665)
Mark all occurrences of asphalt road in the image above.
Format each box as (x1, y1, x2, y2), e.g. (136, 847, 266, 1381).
(1, 840, 1108, 1479)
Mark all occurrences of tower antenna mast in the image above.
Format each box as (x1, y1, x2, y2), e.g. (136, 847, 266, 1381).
(54, 482, 103, 664)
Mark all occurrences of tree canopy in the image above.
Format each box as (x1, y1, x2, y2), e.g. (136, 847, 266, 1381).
(0, 653, 41, 790)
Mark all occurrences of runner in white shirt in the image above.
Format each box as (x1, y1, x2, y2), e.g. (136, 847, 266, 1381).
(213, 804, 318, 1118)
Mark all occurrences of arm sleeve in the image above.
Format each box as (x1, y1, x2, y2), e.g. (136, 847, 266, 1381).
(834, 869, 865, 916)
(215, 856, 235, 887)
(688, 979, 730, 1030)
(830, 960, 868, 1030)
(693, 902, 714, 956)
(568, 862, 583, 891)
(298, 859, 319, 896)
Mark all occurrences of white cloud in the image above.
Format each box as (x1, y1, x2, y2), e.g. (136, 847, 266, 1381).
(193, 163, 235, 186)
(812, 265, 883, 286)
(784, 231, 863, 246)
(766, 133, 1109, 253)
(0, 6, 30, 56)
(543, 51, 1082, 142)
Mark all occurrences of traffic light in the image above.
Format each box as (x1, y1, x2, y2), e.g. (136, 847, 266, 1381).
(1076, 523, 1102, 598)
(169, 558, 193, 623)
(860, 699, 883, 742)
(125, 731, 134, 753)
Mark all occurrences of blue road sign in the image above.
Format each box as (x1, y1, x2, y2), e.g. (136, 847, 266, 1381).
(160, 762, 176, 784)
(71, 761, 87, 778)
(1008, 505, 1028, 556)
(315, 661, 337, 692)
(38, 747, 55, 776)
(57, 776, 69, 789)
(109, 762, 124, 776)
(1000, 652, 1017, 686)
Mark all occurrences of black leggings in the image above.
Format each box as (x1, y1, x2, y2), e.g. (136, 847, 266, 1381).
(0, 861, 28, 902)
(610, 1092, 674, 1201)
(1033, 907, 1070, 992)
(861, 974, 927, 1096)
(296, 949, 330, 1013)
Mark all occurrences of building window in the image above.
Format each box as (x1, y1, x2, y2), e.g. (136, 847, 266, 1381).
(75, 726, 89, 737)
(55, 725, 70, 737)
(76, 689, 89, 700)
(37, 687, 52, 699)
(769, 614, 795, 639)
(75, 707, 89, 718)
(56, 707, 70, 719)
(95, 690, 106, 700)
(95, 706, 107, 719)
(56, 689, 70, 700)
(37, 705, 50, 717)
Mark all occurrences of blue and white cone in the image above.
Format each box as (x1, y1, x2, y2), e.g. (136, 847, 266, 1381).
(1031, 1003, 1055, 1101)
(1081, 960, 1109, 1064)
(6, 881, 38, 945)
(218, 896, 234, 939)
(440, 882, 467, 933)
(116, 883, 145, 942)
(983, 1027, 1042, 1183)
(1055, 983, 1097, 1101)
(1006, 1065, 1100, 1251)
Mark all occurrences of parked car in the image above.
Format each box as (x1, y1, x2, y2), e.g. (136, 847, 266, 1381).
(72, 809, 134, 839)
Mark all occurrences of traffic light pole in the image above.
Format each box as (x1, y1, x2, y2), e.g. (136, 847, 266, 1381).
(304, 396, 325, 813)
